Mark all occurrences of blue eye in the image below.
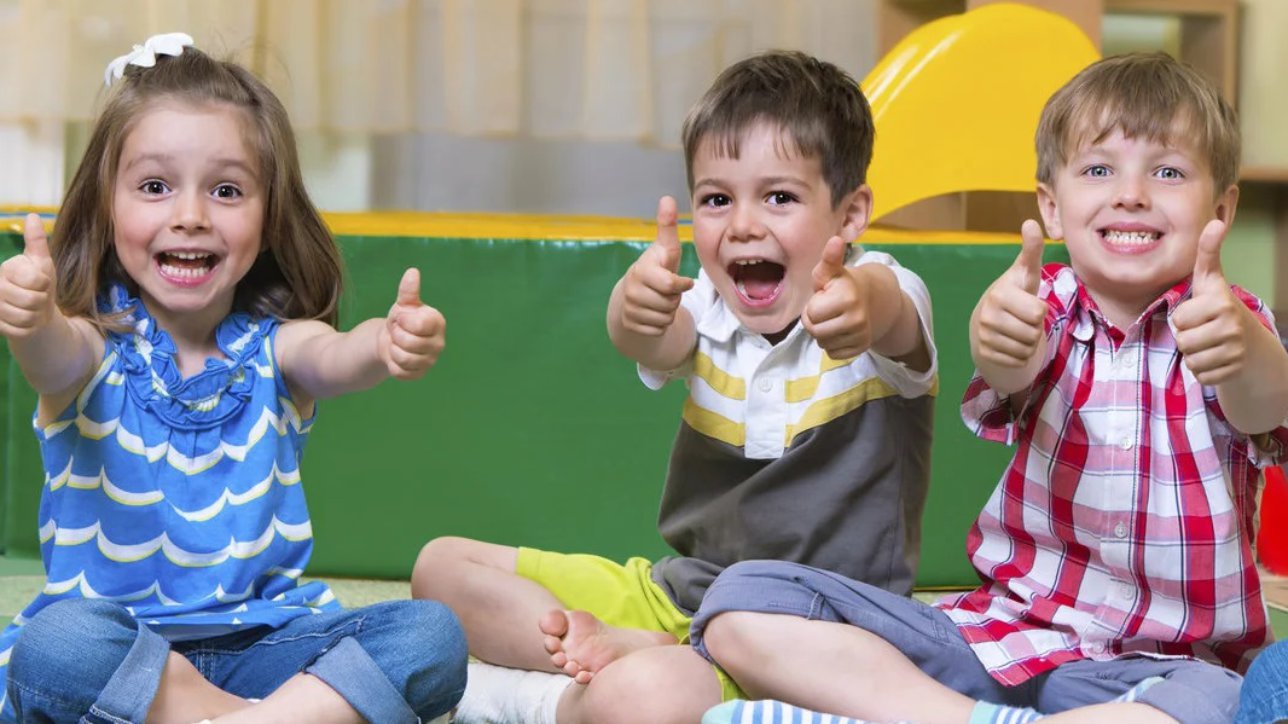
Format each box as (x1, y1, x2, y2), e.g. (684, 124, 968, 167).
(1155, 167, 1184, 180)
(1083, 165, 1110, 178)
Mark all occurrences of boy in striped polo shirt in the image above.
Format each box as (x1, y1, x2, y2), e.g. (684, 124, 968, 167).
(411, 50, 938, 724)
(692, 52, 1288, 724)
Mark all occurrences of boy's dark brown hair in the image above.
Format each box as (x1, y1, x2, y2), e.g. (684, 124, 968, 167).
(681, 50, 874, 207)
(1036, 51, 1240, 193)
(53, 45, 344, 330)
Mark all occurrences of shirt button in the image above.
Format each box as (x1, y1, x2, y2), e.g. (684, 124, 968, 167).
(1118, 436, 1134, 450)
(1114, 522, 1128, 538)
(1119, 582, 1134, 599)
(757, 378, 774, 393)
(1089, 642, 1105, 655)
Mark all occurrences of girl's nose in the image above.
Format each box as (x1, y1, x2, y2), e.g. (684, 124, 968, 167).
(170, 190, 210, 232)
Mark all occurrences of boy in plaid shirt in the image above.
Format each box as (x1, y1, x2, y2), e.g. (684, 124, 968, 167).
(689, 53, 1288, 724)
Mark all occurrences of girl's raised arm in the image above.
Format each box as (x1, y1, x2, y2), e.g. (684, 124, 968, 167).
(0, 214, 104, 413)
(275, 268, 444, 410)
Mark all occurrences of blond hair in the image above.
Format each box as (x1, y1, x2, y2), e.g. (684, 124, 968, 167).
(681, 50, 874, 207)
(1036, 52, 1239, 193)
(53, 46, 343, 330)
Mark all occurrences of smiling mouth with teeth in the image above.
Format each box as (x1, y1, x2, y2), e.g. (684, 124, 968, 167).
(156, 251, 217, 279)
(729, 258, 785, 303)
(1100, 229, 1161, 246)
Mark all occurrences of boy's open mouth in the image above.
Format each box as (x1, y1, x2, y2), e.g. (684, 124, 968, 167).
(156, 251, 219, 283)
(729, 258, 785, 307)
(1099, 228, 1162, 253)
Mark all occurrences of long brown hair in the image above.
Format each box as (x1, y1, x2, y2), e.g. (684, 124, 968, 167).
(54, 45, 343, 329)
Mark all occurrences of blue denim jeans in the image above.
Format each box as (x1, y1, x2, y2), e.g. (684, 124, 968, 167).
(5, 597, 466, 724)
(1237, 640, 1288, 724)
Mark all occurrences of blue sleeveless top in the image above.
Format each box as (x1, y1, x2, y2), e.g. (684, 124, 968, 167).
(0, 286, 338, 709)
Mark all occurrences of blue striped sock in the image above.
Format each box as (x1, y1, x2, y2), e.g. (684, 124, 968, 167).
(702, 699, 879, 724)
(969, 701, 1044, 724)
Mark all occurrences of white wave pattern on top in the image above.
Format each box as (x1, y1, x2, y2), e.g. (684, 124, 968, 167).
(44, 462, 302, 517)
(52, 401, 310, 475)
(170, 464, 302, 521)
(45, 517, 313, 566)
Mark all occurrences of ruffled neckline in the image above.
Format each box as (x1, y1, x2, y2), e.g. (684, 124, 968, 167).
(101, 284, 275, 431)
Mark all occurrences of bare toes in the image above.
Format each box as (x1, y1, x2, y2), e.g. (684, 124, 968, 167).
(538, 609, 570, 637)
(544, 634, 563, 655)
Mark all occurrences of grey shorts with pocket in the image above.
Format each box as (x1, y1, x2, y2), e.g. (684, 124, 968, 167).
(690, 560, 1241, 724)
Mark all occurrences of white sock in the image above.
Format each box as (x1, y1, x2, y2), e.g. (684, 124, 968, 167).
(453, 662, 573, 724)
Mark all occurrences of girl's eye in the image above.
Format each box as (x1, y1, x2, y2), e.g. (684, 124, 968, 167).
(1155, 166, 1184, 180)
(767, 191, 797, 205)
(1083, 165, 1110, 178)
(140, 180, 169, 195)
(213, 184, 243, 199)
(700, 194, 730, 208)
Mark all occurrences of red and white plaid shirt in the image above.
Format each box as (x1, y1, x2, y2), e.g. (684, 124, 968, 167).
(937, 263, 1288, 686)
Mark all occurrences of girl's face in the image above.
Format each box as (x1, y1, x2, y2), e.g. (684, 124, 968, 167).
(112, 100, 264, 338)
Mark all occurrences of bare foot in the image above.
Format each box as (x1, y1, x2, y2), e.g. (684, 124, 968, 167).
(538, 609, 676, 684)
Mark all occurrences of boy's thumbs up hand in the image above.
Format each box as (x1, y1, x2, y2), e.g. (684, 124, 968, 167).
(971, 220, 1049, 369)
(380, 268, 446, 380)
(0, 214, 58, 339)
(803, 236, 872, 360)
(618, 196, 695, 336)
(1174, 219, 1249, 385)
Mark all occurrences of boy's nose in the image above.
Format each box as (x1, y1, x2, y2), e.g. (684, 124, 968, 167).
(728, 204, 766, 241)
(1112, 176, 1150, 209)
(170, 191, 211, 232)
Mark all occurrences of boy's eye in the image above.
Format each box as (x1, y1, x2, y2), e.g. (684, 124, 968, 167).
(1155, 166, 1184, 181)
(1083, 165, 1111, 178)
(212, 184, 243, 199)
(767, 191, 797, 205)
(700, 194, 731, 208)
(140, 180, 169, 195)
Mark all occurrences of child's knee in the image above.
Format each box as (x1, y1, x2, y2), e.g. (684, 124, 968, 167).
(412, 536, 488, 595)
(702, 611, 768, 665)
(578, 648, 719, 723)
(9, 599, 138, 693)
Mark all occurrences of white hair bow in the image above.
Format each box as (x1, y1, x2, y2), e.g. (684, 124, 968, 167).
(104, 32, 195, 87)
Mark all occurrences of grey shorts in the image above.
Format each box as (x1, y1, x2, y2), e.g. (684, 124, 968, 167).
(690, 560, 1241, 724)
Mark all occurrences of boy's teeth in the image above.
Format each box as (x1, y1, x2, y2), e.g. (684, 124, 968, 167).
(1103, 230, 1158, 245)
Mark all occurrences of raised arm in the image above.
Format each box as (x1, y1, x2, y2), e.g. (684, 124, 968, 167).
(277, 268, 445, 410)
(801, 236, 931, 371)
(1174, 219, 1288, 434)
(0, 214, 103, 410)
(969, 219, 1050, 397)
(606, 196, 697, 371)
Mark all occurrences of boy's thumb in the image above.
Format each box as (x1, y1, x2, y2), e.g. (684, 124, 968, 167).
(1011, 219, 1046, 293)
(652, 196, 682, 272)
(1191, 219, 1226, 287)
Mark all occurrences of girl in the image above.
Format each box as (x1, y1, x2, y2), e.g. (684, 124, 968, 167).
(0, 34, 465, 724)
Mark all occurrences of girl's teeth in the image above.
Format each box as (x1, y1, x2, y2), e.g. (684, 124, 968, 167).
(159, 264, 205, 278)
